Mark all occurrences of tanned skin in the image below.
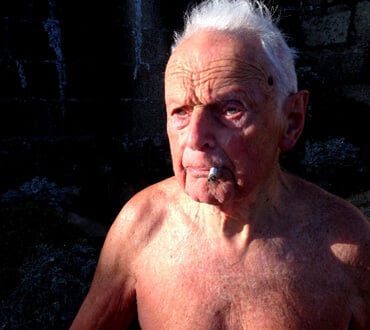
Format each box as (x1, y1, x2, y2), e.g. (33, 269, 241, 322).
(71, 31, 370, 329)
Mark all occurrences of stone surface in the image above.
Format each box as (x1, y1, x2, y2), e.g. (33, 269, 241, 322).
(302, 9, 351, 47)
(355, 1, 370, 43)
(341, 84, 370, 107)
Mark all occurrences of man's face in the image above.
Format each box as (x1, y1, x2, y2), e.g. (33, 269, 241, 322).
(165, 30, 285, 205)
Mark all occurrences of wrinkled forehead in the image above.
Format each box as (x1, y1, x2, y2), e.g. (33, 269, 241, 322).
(165, 30, 273, 95)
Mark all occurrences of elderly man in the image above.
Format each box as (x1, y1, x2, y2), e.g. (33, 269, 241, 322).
(71, 0, 370, 329)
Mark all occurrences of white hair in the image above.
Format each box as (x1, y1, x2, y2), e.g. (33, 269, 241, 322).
(171, 0, 298, 99)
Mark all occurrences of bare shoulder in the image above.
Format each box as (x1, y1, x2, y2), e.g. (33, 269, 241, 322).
(283, 173, 369, 260)
(108, 176, 180, 256)
(285, 173, 370, 326)
(70, 177, 180, 329)
(285, 172, 369, 221)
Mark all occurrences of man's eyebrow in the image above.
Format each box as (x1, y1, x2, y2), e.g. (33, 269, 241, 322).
(213, 88, 250, 100)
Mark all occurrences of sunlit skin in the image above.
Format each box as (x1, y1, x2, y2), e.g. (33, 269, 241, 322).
(70, 30, 370, 330)
(165, 31, 286, 211)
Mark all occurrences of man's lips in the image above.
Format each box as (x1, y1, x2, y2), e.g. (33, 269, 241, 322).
(185, 166, 212, 178)
(184, 165, 235, 183)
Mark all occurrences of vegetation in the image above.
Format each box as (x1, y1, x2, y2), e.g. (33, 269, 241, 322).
(0, 179, 102, 330)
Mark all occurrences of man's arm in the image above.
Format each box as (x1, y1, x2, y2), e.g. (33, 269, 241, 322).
(351, 229, 370, 330)
(70, 179, 172, 330)
(70, 213, 138, 329)
(70, 182, 169, 329)
(331, 208, 370, 330)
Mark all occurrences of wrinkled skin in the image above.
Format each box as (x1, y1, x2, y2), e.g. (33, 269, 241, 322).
(70, 31, 370, 330)
(165, 32, 287, 208)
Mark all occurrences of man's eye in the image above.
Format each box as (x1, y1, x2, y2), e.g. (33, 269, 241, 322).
(173, 108, 187, 116)
(225, 107, 240, 116)
(170, 108, 190, 129)
(222, 102, 245, 118)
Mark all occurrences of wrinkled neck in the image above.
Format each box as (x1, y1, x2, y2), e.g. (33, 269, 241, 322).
(195, 168, 288, 245)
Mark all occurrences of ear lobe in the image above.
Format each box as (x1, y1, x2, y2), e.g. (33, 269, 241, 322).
(279, 90, 309, 151)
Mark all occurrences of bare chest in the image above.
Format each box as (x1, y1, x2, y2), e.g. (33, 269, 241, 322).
(134, 229, 352, 330)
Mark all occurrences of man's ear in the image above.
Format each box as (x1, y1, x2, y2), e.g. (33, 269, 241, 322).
(278, 90, 309, 151)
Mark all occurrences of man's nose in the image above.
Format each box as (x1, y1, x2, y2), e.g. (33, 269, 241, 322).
(186, 108, 216, 150)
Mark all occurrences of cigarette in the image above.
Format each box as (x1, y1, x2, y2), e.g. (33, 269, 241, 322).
(208, 167, 220, 182)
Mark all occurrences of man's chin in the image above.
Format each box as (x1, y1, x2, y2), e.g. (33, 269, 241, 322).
(184, 177, 236, 205)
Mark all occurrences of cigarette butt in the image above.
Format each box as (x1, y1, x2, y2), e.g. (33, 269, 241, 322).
(208, 167, 220, 182)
